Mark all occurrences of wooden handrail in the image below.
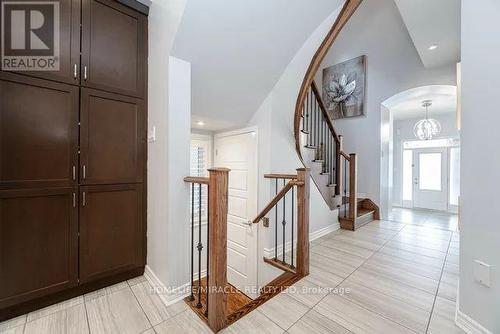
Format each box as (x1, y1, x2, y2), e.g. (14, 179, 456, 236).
(183, 176, 209, 184)
(339, 151, 351, 160)
(252, 181, 294, 224)
(310, 80, 340, 143)
(293, 0, 362, 164)
(264, 174, 297, 180)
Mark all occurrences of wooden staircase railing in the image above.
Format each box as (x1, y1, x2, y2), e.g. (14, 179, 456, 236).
(183, 167, 310, 332)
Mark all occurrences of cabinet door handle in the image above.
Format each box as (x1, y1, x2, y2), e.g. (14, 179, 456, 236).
(82, 192, 86, 207)
(72, 165, 76, 180)
(82, 165, 86, 179)
(73, 64, 78, 79)
(83, 66, 88, 80)
(73, 193, 76, 208)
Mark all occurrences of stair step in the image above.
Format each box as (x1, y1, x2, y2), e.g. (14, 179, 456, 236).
(263, 257, 296, 274)
(300, 129, 309, 135)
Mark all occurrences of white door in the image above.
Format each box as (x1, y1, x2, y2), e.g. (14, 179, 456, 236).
(214, 128, 258, 298)
(413, 148, 448, 211)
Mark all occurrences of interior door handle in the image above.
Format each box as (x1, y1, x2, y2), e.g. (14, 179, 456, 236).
(83, 66, 88, 80)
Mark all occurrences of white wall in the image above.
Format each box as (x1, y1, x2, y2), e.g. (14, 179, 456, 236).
(315, 0, 456, 207)
(392, 114, 459, 207)
(459, 0, 500, 332)
(147, 0, 189, 295)
(248, 5, 345, 254)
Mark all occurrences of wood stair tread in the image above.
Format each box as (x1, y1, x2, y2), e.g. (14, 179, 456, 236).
(263, 257, 296, 274)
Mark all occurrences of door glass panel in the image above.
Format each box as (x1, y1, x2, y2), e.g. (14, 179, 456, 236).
(402, 150, 413, 201)
(419, 153, 442, 191)
(449, 148, 460, 205)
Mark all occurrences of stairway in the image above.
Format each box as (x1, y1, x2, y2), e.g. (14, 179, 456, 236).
(295, 81, 378, 230)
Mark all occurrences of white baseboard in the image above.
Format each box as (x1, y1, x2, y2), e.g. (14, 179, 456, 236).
(456, 309, 493, 334)
(263, 223, 340, 258)
(144, 265, 191, 306)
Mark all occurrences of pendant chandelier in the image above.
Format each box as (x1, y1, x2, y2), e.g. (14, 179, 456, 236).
(413, 100, 441, 140)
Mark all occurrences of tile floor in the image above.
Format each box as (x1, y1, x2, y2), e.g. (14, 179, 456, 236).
(0, 209, 463, 333)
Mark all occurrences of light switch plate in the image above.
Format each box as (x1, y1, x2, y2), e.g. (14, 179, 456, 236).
(148, 126, 156, 143)
(473, 260, 491, 287)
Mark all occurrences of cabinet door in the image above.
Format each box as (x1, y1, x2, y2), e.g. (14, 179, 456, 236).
(0, 73, 79, 190)
(79, 184, 144, 283)
(80, 88, 145, 185)
(0, 187, 78, 308)
(81, 0, 147, 97)
(0, 0, 81, 85)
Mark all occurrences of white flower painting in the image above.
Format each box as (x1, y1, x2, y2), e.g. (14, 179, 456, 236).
(322, 55, 366, 119)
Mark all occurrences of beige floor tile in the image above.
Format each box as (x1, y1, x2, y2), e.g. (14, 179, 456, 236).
(220, 309, 283, 334)
(0, 315, 26, 332)
(0, 325, 24, 334)
(310, 253, 358, 278)
(154, 310, 212, 334)
(379, 245, 444, 269)
(444, 261, 460, 275)
(385, 240, 447, 259)
(258, 293, 309, 330)
(346, 267, 435, 312)
(336, 229, 390, 244)
(320, 238, 374, 259)
(437, 271, 459, 302)
(330, 234, 385, 251)
(367, 253, 443, 280)
(27, 296, 84, 322)
(391, 234, 450, 252)
(127, 275, 148, 287)
(314, 293, 415, 334)
(448, 245, 460, 256)
(362, 260, 439, 294)
(84, 281, 129, 302)
(365, 220, 405, 231)
(338, 281, 430, 333)
(24, 304, 88, 334)
(286, 278, 329, 308)
(140, 329, 155, 334)
(311, 244, 366, 268)
(305, 265, 344, 289)
(446, 254, 460, 265)
(86, 287, 151, 334)
(428, 297, 464, 334)
(288, 310, 352, 334)
(131, 281, 187, 326)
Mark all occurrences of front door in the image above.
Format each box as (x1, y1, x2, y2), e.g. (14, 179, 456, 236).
(413, 148, 448, 211)
(214, 128, 258, 298)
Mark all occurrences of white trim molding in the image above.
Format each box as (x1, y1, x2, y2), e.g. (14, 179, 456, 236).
(456, 309, 493, 334)
(144, 266, 191, 306)
(263, 223, 340, 258)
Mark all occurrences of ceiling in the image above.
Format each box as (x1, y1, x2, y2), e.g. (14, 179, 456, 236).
(172, 0, 345, 131)
(384, 85, 457, 120)
(394, 0, 461, 68)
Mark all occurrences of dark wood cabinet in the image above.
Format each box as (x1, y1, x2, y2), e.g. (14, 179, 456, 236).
(0, 187, 78, 308)
(81, 0, 147, 97)
(79, 184, 144, 283)
(0, 0, 147, 320)
(0, 0, 81, 85)
(80, 89, 145, 185)
(0, 73, 79, 190)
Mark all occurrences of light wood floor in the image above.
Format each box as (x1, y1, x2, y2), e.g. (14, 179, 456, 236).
(0, 213, 462, 333)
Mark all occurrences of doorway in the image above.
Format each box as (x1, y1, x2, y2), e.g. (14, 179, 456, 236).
(413, 147, 448, 211)
(214, 128, 259, 298)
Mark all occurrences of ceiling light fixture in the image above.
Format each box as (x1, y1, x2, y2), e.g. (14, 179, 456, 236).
(196, 121, 205, 126)
(413, 100, 441, 140)
(428, 44, 438, 50)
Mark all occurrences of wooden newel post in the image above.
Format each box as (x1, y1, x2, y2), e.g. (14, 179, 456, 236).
(207, 168, 230, 332)
(348, 154, 357, 220)
(296, 168, 310, 276)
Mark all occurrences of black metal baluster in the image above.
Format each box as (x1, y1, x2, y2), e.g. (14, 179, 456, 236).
(291, 185, 295, 268)
(189, 183, 195, 301)
(309, 90, 313, 145)
(196, 183, 203, 308)
(282, 179, 286, 263)
(204, 185, 209, 317)
(274, 179, 278, 260)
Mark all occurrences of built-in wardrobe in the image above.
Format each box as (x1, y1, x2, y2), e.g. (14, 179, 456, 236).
(0, 0, 148, 320)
